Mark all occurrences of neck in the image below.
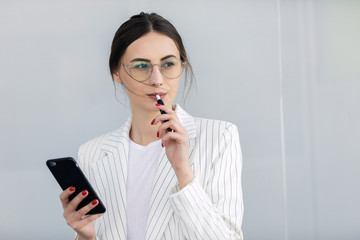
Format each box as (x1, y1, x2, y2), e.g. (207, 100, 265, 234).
(129, 106, 162, 146)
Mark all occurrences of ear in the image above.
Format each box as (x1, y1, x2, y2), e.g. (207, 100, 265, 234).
(112, 71, 122, 84)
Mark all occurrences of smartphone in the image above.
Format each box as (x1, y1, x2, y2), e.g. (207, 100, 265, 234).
(46, 157, 106, 215)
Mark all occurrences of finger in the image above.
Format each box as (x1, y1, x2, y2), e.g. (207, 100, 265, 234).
(81, 213, 104, 223)
(155, 104, 174, 114)
(162, 131, 188, 146)
(75, 199, 100, 218)
(60, 186, 76, 208)
(72, 213, 104, 232)
(158, 121, 174, 137)
(153, 114, 172, 125)
(66, 190, 89, 213)
(158, 121, 186, 137)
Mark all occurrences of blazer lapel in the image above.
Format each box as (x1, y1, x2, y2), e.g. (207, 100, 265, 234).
(92, 116, 132, 240)
(145, 105, 197, 240)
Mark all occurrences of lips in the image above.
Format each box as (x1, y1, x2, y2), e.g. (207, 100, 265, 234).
(147, 92, 167, 100)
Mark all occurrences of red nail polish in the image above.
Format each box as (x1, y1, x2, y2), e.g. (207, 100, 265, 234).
(82, 190, 88, 196)
(156, 104, 161, 106)
(92, 199, 98, 205)
(161, 143, 164, 147)
(157, 131, 159, 138)
(69, 186, 75, 192)
(151, 119, 155, 125)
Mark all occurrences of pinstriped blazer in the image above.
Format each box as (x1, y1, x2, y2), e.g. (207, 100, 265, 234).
(77, 105, 244, 240)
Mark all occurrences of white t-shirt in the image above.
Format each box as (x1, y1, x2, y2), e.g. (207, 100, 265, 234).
(126, 139, 162, 240)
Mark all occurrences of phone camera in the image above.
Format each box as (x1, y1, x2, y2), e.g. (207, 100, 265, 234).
(49, 161, 56, 167)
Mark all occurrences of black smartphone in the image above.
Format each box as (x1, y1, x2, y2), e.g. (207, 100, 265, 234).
(46, 157, 106, 215)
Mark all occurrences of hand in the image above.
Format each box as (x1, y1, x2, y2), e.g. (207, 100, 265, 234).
(60, 187, 103, 240)
(153, 104, 194, 189)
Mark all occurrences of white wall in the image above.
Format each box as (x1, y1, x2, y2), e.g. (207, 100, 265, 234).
(0, 0, 359, 239)
(281, 1, 360, 239)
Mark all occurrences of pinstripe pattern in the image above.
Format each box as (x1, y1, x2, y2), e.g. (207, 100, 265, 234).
(77, 105, 243, 240)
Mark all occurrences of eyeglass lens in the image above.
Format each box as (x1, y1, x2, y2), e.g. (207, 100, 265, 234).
(128, 58, 183, 81)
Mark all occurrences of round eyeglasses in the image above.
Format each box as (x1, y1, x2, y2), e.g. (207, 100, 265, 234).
(122, 57, 185, 82)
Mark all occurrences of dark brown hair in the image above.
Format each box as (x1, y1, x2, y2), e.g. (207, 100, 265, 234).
(109, 12, 195, 101)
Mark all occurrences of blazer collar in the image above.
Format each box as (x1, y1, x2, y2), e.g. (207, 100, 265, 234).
(97, 104, 197, 240)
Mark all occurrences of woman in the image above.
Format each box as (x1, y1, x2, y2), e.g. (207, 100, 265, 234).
(59, 12, 244, 240)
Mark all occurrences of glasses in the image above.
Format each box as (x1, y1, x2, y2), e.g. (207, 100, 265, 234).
(122, 57, 185, 82)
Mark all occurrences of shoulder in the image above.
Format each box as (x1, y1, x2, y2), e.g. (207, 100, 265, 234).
(78, 131, 113, 155)
(77, 127, 125, 163)
(192, 117, 241, 154)
(191, 117, 242, 167)
(175, 105, 238, 138)
(193, 117, 239, 137)
(77, 116, 132, 161)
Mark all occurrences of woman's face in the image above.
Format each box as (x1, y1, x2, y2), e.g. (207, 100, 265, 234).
(113, 32, 182, 113)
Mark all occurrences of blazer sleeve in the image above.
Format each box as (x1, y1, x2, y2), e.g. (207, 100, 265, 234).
(169, 123, 244, 239)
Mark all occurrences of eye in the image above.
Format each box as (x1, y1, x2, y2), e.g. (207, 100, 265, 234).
(132, 62, 149, 69)
(162, 60, 175, 68)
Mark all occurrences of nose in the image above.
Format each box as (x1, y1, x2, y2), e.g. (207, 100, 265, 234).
(148, 65, 163, 86)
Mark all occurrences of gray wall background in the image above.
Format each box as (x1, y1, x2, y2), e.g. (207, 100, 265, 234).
(1, 0, 359, 239)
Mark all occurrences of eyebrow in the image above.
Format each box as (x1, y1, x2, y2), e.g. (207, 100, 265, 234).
(130, 54, 177, 63)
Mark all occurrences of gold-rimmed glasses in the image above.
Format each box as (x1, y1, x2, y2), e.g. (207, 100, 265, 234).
(122, 57, 185, 82)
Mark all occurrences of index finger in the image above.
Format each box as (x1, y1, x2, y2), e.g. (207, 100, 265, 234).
(59, 186, 76, 208)
(155, 104, 174, 114)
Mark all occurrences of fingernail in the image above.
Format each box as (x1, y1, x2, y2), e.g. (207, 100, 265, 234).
(69, 186, 75, 192)
(92, 199, 98, 205)
(157, 131, 159, 138)
(161, 143, 164, 148)
(156, 104, 161, 106)
(82, 190, 88, 196)
(151, 119, 155, 125)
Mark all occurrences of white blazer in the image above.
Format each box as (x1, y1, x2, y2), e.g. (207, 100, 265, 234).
(77, 105, 244, 240)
